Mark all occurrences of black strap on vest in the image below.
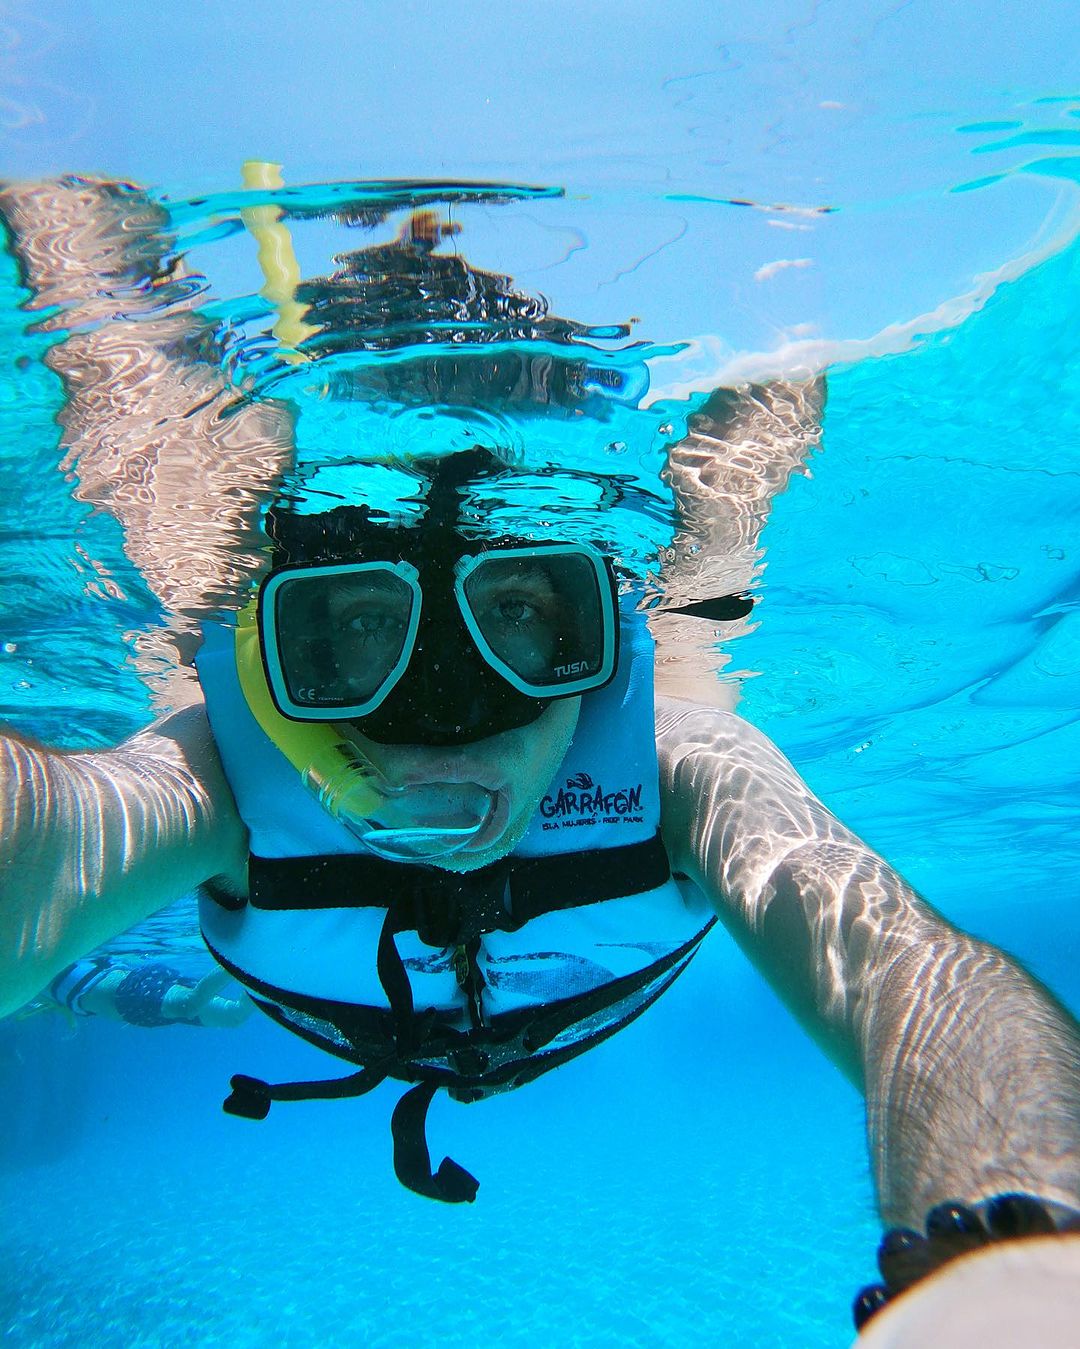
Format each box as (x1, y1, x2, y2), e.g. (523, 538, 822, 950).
(223, 1061, 391, 1118)
(391, 1083, 479, 1204)
(216, 832, 676, 1203)
(244, 833, 671, 946)
(223, 1060, 476, 1202)
(216, 912, 715, 1203)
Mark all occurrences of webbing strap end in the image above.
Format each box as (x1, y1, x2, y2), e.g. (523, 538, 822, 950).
(223, 1074, 272, 1120)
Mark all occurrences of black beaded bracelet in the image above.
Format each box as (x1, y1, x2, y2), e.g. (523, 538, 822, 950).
(852, 1191, 1080, 1333)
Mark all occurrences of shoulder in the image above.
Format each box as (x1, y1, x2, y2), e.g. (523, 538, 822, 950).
(654, 694, 793, 777)
(95, 700, 246, 886)
(652, 695, 834, 855)
(116, 702, 230, 801)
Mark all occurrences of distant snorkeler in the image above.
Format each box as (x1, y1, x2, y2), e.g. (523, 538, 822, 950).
(1, 172, 1079, 1337)
(34, 957, 251, 1030)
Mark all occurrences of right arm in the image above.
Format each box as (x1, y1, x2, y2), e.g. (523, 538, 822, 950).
(0, 708, 248, 1018)
(656, 697, 1080, 1229)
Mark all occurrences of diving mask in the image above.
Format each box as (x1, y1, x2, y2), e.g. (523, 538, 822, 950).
(256, 541, 619, 744)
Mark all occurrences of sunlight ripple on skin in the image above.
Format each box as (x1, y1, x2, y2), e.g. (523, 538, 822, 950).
(652, 378, 824, 704)
(655, 696, 1080, 1229)
(1, 710, 246, 1005)
(3, 174, 1079, 1274)
(0, 179, 295, 709)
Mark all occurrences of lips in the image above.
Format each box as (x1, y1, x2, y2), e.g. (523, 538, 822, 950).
(397, 767, 505, 791)
(339, 724, 515, 857)
(343, 725, 507, 794)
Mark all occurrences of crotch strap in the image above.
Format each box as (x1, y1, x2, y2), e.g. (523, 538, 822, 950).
(222, 898, 481, 1204)
(224, 1066, 479, 1206)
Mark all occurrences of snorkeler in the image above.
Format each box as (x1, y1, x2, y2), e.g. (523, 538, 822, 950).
(1, 175, 1079, 1334)
(42, 957, 252, 1029)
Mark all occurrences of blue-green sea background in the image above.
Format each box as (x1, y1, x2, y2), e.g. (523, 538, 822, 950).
(2, 3, 1079, 1346)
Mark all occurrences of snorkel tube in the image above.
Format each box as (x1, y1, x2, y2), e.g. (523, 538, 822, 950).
(239, 159, 318, 359)
(236, 164, 494, 862)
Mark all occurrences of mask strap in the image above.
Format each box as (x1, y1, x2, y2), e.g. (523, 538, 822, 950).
(655, 593, 754, 621)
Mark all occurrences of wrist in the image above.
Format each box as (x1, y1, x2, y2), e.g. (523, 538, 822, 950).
(853, 1191, 1080, 1333)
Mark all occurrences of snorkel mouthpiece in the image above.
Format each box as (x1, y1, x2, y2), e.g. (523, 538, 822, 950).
(308, 746, 497, 862)
(235, 604, 493, 862)
(353, 779, 498, 862)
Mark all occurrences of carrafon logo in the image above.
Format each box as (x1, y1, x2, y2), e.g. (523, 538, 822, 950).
(539, 770, 644, 829)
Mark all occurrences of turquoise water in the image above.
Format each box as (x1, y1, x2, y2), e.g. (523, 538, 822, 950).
(0, 185, 882, 1347)
(742, 236, 1080, 997)
(1, 6, 1079, 1341)
(1, 188, 1077, 1346)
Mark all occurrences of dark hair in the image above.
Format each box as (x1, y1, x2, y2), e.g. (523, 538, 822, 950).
(267, 447, 508, 566)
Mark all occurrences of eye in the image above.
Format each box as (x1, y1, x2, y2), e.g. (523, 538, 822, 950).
(495, 596, 536, 625)
(343, 606, 405, 639)
(471, 572, 557, 621)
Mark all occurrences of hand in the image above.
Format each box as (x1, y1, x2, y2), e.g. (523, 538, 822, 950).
(166, 969, 253, 1028)
(853, 1230, 1080, 1347)
(854, 1193, 1080, 1341)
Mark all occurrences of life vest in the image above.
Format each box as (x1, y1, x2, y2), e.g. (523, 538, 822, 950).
(48, 957, 116, 1017)
(195, 607, 714, 1202)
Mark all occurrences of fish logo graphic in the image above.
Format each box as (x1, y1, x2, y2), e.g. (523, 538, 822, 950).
(566, 771, 594, 790)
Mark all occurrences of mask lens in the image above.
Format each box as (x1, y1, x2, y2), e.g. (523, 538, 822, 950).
(266, 564, 418, 714)
(460, 549, 611, 693)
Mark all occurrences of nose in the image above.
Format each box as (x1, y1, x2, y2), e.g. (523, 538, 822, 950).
(355, 606, 547, 746)
(407, 622, 497, 742)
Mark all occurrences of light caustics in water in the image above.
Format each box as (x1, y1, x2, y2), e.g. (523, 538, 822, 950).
(0, 172, 831, 733)
(0, 70, 1078, 1349)
(1, 134, 1078, 900)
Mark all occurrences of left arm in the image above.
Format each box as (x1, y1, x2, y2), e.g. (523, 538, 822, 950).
(656, 696, 1080, 1229)
(0, 178, 294, 709)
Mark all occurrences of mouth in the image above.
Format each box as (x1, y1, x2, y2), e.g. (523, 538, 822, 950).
(343, 725, 506, 793)
(337, 724, 515, 860)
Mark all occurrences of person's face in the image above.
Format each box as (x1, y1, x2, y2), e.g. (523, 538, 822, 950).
(340, 695, 581, 871)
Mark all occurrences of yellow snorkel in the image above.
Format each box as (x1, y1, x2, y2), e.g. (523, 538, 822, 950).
(234, 167, 493, 860)
(235, 160, 379, 824)
(233, 597, 387, 829)
(235, 596, 494, 860)
(239, 160, 318, 359)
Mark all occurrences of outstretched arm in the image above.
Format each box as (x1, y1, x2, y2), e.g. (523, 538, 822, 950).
(0, 710, 247, 1018)
(655, 696, 1080, 1229)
